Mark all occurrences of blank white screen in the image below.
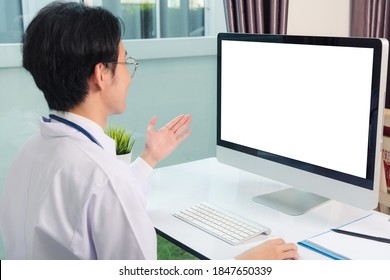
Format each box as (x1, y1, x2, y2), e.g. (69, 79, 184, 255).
(221, 40, 374, 178)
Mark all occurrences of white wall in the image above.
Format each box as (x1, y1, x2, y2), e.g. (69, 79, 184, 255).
(287, 0, 351, 36)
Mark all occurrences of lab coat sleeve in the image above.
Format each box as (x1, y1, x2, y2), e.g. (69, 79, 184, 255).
(86, 174, 157, 260)
(130, 157, 153, 177)
(128, 157, 154, 195)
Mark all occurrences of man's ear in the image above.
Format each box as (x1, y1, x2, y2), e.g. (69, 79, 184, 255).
(89, 63, 106, 92)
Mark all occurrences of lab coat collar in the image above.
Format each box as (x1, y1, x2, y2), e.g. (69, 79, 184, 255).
(41, 111, 116, 156)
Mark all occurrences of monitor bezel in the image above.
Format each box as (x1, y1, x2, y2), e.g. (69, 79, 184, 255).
(217, 33, 384, 192)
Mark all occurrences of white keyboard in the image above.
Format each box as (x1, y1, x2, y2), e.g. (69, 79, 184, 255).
(173, 202, 271, 245)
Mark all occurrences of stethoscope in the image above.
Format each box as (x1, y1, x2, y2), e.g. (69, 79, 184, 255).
(48, 114, 103, 149)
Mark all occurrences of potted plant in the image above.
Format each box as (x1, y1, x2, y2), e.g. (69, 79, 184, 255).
(105, 125, 136, 164)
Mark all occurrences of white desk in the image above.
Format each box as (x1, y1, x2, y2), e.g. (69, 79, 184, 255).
(148, 157, 386, 260)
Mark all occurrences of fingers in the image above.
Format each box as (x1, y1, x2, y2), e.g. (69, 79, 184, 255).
(176, 128, 192, 144)
(166, 114, 192, 133)
(235, 238, 299, 260)
(280, 242, 299, 260)
(263, 239, 299, 260)
(166, 114, 185, 130)
(283, 250, 299, 260)
(174, 115, 192, 136)
(147, 116, 157, 131)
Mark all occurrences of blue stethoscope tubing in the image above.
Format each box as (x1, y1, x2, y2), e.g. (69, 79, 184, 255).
(48, 114, 103, 148)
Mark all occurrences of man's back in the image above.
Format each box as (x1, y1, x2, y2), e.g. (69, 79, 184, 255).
(0, 117, 157, 259)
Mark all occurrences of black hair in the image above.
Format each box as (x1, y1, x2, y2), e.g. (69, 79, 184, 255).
(22, 1, 122, 111)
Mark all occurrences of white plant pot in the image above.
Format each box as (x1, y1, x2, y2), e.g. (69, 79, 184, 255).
(117, 152, 132, 165)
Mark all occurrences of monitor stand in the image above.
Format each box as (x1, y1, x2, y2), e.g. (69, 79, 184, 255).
(252, 188, 329, 216)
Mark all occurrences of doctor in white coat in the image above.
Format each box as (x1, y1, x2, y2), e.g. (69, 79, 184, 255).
(0, 1, 298, 260)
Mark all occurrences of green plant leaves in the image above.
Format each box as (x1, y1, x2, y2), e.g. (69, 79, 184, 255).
(105, 125, 136, 155)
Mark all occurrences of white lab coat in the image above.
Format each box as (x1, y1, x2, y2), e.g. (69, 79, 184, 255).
(0, 112, 157, 259)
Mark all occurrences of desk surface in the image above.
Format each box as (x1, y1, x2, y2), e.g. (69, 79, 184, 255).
(147, 157, 385, 260)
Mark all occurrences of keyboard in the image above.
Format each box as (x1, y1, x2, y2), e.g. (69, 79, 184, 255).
(173, 202, 271, 245)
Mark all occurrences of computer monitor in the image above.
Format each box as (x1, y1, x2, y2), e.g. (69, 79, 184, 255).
(217, 33, 389, 215)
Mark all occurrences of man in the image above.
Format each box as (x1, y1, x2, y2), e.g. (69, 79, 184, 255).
(0, 1, 298, 260)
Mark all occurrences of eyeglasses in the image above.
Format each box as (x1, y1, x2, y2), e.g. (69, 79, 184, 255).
(106, 56, 138, 78)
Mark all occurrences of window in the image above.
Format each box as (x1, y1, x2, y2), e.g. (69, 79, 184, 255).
(104, 0, 206, 39)
(0, 1, 23, 43)
(0, 0, 220, 44)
